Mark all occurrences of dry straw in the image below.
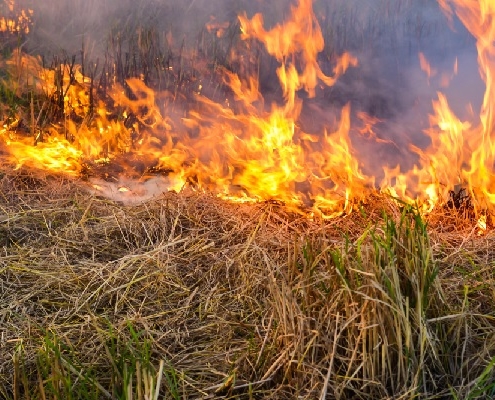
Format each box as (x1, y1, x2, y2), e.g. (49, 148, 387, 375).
(0, 168, 494, 399)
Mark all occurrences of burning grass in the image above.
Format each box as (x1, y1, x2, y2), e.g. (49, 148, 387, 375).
(1, 0, 494, 220)
(2, 0, 495, 398)
(1, 168, 495, 399)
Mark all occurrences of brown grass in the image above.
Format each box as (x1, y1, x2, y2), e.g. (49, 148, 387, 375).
(0, 167, 494, 399)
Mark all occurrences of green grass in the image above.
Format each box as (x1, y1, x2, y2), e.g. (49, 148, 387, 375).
(12, 321, 173, 399)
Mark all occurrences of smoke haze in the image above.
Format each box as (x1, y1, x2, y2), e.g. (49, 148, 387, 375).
(21, 0, 478, 93)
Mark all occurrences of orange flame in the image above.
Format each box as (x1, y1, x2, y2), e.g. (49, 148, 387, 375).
(434, 0, 495, 213)
(0, 1, 32, 34)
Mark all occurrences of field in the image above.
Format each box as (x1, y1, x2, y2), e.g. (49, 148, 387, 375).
(1, 0, 495, 399)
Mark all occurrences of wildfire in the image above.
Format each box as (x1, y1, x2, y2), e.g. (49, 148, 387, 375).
(0, 0, 494, 224)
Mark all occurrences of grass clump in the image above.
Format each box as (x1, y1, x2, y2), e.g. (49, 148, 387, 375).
(12, 322, 173, 400)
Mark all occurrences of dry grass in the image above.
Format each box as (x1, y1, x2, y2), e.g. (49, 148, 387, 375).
(0, 168, 494, 399)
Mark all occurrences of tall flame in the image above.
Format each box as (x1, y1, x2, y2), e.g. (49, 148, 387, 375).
(430, 0, 495, 212)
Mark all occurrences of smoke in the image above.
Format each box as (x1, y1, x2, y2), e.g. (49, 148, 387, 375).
(309, 0, 482, 180)
(24, 0, 258, 58)
(22, 0, 478, 91)
(89, 176, 182, 205)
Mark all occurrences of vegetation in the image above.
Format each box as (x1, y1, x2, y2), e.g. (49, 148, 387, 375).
(0, 173, 494, 399)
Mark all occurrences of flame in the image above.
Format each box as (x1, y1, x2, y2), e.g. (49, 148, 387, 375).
(0, 0, 32, 34)
(419, 52, 458, 88)
(239, 0, 357, 107)
(477, 214, 487, 235)
(378, 0, 495, 220)
(419, 52, 437, 83)
(0, 0, 494, 225)
(206, 17, 230, 38)
(434, 0, 495, 213)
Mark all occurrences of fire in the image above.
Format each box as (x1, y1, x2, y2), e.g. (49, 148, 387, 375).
(238, 0, 357, 106)
(0, 0, 33, 34)
(0, 0, 494, 224)
(419, 52, 437, 82)
(435, 0, 495, 214)
(381, 0, 495, 220)
(1, 136, 83, 176)
(477, 214, 487, 235)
